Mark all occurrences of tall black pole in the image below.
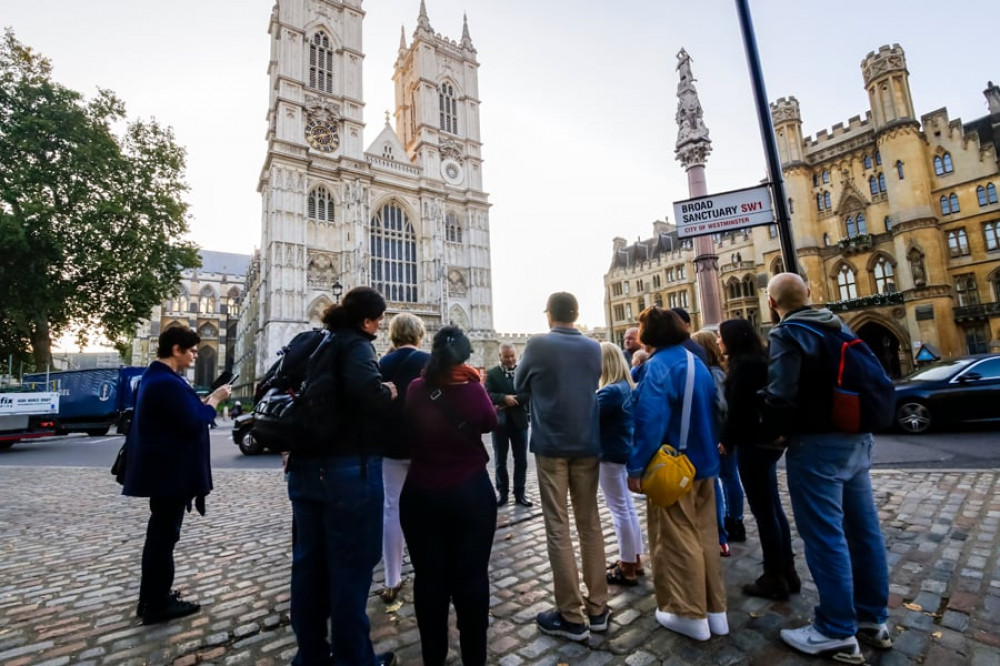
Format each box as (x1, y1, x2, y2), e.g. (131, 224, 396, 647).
(735, 0, 798, 275)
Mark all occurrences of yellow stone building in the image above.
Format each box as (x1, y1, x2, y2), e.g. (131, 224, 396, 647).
(605, 44, 1000, 376)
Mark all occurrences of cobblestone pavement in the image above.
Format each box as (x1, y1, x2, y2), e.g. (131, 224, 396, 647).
(1, 463, 998, 666)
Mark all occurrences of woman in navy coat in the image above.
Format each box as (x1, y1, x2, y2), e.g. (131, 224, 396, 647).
(123, 326, 231, 624)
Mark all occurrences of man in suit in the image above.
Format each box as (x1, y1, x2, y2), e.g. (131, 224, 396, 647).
(484, 343, 532, 506)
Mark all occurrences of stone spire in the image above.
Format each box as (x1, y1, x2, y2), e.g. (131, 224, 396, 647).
(460, 13, 475, 51)
(986, 80, 1000, 115)
(416, 0, 434, 35)
(674, 48, 712, 169)
(399, 24, 407, 52)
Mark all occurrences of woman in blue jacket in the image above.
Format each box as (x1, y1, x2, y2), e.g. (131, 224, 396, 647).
(597, 342, 644, 586)
(627, 307, 727, 642)
(123, 325, 231, 625)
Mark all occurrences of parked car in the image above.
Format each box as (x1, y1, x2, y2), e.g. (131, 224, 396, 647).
(893, 354, 1000, 434)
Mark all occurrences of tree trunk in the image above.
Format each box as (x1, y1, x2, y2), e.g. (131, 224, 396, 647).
(30, 315, 52, 371)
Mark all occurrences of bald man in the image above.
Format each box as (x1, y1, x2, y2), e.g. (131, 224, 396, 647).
(761, 273, 891, 661)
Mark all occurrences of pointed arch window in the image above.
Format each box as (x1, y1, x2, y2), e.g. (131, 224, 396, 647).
(857, 213, 868, 235)
(309, 32, 334, 93)
(439, 82, 458, 134)
(873, 256, 896, 294)
(979, 183, 998, 206)
(947, 228, 970, 257)
(171, 289, 188, 313)
(943, 153, 953, 172)
(382, 144, 394, 160)
(822, 170, 830, 184)
(935, 152, 954, 175)
(954, 274, 979, 307)
(846, 216, 856, 237)
(875, 151, 882, 166)
(370, 202, 418, 303)
(864, 155, 872, 170)
(837, 265, 858, 301)
(823, 191, 831, 209)
(878, 173, 886, 192)
(896, 160, 905, 180)
(308, 186, 334, 222)
(445, 211, 463, 243)
(869, 176, 878, 195)
(816, 193, 823, 211)
(199, 286, 217, 314)
(941, 195, 952, 215)
(812, 174, 819, 187)
(885, 215, 893, 232)
(950, 193, 960, 213)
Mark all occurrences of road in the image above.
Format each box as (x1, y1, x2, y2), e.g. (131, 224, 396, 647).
(1, 422, 997, 469)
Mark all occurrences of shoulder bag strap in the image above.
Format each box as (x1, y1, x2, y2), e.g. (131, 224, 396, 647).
(678, 350, 696, 452)
(429, 387, 483, 446)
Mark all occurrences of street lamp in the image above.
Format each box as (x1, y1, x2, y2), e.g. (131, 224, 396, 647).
(332, 280, 343, 303)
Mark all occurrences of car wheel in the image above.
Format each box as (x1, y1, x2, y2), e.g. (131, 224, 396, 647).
(86, 427, 110, 437)
(0, 441, 15, 450)
(897, 401, 932, 434)
(238, 432, 265, 455)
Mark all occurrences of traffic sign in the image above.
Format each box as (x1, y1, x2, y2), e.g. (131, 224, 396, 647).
(673, 184, 774, 239)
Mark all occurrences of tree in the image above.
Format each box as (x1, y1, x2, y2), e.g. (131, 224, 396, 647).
(0, 30, 199, 369)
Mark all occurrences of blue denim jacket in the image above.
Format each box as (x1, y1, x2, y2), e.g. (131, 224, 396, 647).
(627, 344, 720, 480)
(597, 379, 634, 464)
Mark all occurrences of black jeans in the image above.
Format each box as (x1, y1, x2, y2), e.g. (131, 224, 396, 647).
(738, 446, 793, 576)
(139, 497, 187, 608)
(400, 470, 498, 666)
(491, 422, 528, 498)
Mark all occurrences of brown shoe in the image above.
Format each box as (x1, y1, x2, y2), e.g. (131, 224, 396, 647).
(380, 583, 403, 603)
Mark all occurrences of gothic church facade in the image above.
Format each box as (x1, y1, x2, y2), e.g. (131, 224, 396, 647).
(236, 0, 496, 385)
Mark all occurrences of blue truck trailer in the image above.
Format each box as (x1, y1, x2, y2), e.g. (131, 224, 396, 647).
(23, 367, 145, 436)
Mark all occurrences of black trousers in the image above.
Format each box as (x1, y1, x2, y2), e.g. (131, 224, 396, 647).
(400, 470, 498, 666)
(738, 447, 794, 575)
(139, 497, 187, 608)
(491, 422, 528, 498)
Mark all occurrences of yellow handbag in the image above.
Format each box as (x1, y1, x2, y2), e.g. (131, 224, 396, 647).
(641, 350, 698, 508)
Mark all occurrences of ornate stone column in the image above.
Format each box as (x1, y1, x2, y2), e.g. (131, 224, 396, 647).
(674, 49, 723, 327)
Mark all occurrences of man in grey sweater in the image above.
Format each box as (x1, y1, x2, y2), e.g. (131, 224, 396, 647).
(515, 292, 609, 642)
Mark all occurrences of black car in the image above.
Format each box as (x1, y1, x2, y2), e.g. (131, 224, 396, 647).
(893, 354, 1000, 434)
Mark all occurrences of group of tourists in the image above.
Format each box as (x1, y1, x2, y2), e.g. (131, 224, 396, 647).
(120, 274, 892, 665)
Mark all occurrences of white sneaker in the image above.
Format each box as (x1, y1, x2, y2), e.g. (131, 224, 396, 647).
(708, 611, 729, 636)
(655, 609, 710, 641)
(780, 624, 863, 664)
(857, 621, 893, 649)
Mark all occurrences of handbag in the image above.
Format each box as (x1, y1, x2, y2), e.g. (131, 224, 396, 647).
(641, 350, 698, 508)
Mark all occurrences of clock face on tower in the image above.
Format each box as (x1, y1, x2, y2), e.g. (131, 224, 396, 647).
(305, 119, 340, 152)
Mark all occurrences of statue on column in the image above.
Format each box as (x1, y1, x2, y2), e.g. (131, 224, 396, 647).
(674, 48, 712, 166)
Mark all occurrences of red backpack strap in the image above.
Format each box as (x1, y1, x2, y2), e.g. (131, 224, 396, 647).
(838, 338, 863, 387)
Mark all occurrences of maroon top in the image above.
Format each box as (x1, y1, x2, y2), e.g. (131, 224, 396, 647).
(403, 377, 498, 489)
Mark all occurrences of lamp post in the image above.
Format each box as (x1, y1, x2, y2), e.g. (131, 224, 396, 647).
(332, 280, 344, 304)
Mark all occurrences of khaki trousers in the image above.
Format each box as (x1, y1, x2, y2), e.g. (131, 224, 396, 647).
(536, 455, 609, 624)
(647, 477, 726, 618)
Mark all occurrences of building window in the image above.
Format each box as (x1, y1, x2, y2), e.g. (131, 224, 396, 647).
(816, 193, 823, 211)
(978, 183, 998, 207)
(439, 82, 458, 134)
(948, 228, 970, 257)
(896, 160, 904, 180)
(846, 216, 856, 237)
(309, 32, 334, 93)
(613, 304, 625, 321)
(612, 282, 623, 297)
(954, 274, 979, 307)
(864, 155, 872, 170)
(382, 144, 394, 160)
(678, 265, 687, 280)
(823, 191, 831, 209)
(857, 213, 867, 235)
(964, 324, 991, 354)
(934, 152, 954, 176)
(623, 281, 630, 294)
(823, 232, 831, 246)
(625, 303, 633, 319)
(308, 186, 334, 222)
(878, 173, 886, 192)
(681, 291, 688, 307)
(869, 176, 878, 195)
(985, 221, 1000, 251)
(822, 170, 830, 184)
(993, 272, 1000, 302)
(199, 287, 217, 314)
(885, 215, 893, 232)
(636, 278, 645, 292)
(836, 264, 858, 301)
(370, 202, 418, 303)
(950, 193, 960, 213)
(873, 256, 896, 294)
(941, 195, 951, 215)
(652, 274, 661, 289)
(812, 174, 819, 187)
(875, 151, 882, 166)
(666, 268, 674, 282)
(445, 211, 462, 243)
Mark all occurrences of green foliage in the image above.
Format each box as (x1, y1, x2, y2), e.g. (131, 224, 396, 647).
(0, 30, 200, 368)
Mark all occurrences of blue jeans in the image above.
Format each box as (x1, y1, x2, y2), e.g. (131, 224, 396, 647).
(287, 456, 383, 666)
(719, 448, 744, 522)
(785, 432, 888, 638)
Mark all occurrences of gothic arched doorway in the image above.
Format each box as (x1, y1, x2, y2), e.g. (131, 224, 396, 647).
(856, 322, 902, 378)
(195, 345, 217, 390)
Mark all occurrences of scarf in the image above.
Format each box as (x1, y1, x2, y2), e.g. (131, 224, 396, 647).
(448, 363, 482, 384)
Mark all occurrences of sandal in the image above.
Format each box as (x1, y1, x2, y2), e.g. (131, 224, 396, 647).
(606, 564, 638, 586)
(380, 583, 403, 603)
(608, 560, 645, 577)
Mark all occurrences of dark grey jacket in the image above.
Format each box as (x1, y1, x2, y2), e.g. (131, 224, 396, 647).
(514, 326, 601, 458)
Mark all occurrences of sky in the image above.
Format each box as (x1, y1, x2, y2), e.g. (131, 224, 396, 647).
(4, 0, 996, 339)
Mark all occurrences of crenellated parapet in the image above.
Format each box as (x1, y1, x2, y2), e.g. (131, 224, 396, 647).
(770, 96, 801, 125)
(861, 44, 908, 88)
(804, 112, 874, 147)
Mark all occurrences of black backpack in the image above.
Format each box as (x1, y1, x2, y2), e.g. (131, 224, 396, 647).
(251, 329, 340, 453)
(783, 321, 895, 433)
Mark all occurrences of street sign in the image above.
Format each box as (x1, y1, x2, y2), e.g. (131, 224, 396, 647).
(673, 184, 774, 239)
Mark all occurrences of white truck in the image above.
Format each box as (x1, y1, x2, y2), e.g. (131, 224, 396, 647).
(0, 392, 60, 449)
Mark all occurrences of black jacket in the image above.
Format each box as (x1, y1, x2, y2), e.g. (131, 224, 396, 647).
(322, 326, 395, 457)
(484, 364, 530, 431)
(377, 347, 431, 459)
(720, 355, 768, 451)
(761, 306, 851, 438)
